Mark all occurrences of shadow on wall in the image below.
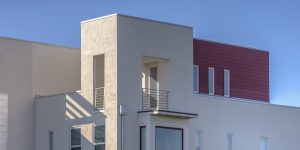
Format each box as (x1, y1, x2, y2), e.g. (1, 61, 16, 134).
(64, 92, 106, 120)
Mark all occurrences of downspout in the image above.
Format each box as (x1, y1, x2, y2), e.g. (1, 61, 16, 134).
(120, 105, 127, 150)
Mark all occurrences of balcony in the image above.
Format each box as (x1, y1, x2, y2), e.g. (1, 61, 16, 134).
(94, 87, 104, 110)
(142, 88, 169, 111)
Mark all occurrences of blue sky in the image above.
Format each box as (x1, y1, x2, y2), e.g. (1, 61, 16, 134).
(1, 0, 299, 106)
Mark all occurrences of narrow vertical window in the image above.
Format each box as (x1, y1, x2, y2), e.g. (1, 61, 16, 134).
(70, 127, 81, 150)
(193, 65, 199, 93)
(227, 133, 233, 150)
(260, 137, 268, 150)
(208, 67, 215, 95)
(195, 130, 202, 150)
(140, 126, 146, 150)
(95, 125, 105, 150)
(49, 130, 54, 150)
(224, 69, 230, 97)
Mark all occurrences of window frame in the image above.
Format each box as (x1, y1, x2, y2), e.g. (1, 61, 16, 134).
(94, 124, 105, 150)
(70, 127, 82, 150)
(155, 126, 184, 150)
(193, 65, 199, 93)
(224, 69, 230, 97)
(208, 67, 215, 95)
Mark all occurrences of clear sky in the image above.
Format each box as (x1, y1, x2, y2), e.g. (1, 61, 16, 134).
(1, 0, 299, 107)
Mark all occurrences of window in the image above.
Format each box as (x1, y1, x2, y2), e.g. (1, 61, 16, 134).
(95, 125, 105, 150)
(260, 137, 268, 150)
(70, 127, 81, 150)
(155, 126, 183, 150)
(195, 130, 202, 150)
(140, 126, 146, 150)
(224, 69, 230, 97)
(227, 133, 233, 150)
(208, 67, 215, 95)
(49, 130, 54, 150)
(193, 65, 199, 93)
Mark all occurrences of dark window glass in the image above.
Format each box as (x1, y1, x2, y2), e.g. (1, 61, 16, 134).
(49, 131, 53, 150)
(71, 128, 81, 146)
(95, 144, 105, 150)
(140, 127, 146, 150)
(95, 125, 105, 143)
(71, 147, 81, 150)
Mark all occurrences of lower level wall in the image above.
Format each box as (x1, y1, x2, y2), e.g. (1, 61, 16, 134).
(35, 92, 105, 150)
(0, 94, 8, 150)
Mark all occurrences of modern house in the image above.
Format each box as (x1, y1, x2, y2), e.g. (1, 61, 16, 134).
(1, 14, 300, 150)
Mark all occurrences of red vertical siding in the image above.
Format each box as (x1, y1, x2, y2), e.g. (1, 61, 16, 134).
(193, 39, 269, 102)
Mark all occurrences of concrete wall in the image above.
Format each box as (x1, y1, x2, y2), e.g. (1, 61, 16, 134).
(35, 92, 105, 150)
(0, 37, 80, 150)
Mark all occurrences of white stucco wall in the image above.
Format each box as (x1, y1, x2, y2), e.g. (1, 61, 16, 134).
(0, 37, 80, 150)
(116, 14, 193, 150)
(0, 94, 8, 150)
(35, 92, 105, 150)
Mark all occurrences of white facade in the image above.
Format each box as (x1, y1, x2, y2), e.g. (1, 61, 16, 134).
(0, 37, 80, 150)
(1, 14, 300, 150)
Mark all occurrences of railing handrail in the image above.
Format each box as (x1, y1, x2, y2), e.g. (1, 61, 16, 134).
(142, 88, 169, 92)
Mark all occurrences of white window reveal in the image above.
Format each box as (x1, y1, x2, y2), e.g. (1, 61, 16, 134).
(224, 69, 230, 97)
(260, 137, 268, 150)
(195, 130, 202, 150)
(95, 125, 105, 150)
(70, 127, 81, 150)
(193, 65, 199, 93)
(208, 67, 215, 95)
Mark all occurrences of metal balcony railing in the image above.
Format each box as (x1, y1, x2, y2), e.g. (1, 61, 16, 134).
(94, 87, 104, 110)
(142, 88, 169, 111)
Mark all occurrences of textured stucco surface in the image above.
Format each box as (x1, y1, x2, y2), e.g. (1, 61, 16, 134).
(81, 16, 118, 150)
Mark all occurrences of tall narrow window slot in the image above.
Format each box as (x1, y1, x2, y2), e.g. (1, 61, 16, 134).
(260, 137, 268, 150)
(140, 126, 146, 150)
(195, 130, 202, 150)
(208, 67, 215, 95)
(227, 133, 233, 150)
(49, 130, 53, 150)
(95, 125, 105, 150)
(193, 65, 199, 93)
(70, 127, 81, 150)
(224, 69, 230, 97)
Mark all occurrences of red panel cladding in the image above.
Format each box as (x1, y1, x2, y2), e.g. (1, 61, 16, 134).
(193, 39, 269, 102)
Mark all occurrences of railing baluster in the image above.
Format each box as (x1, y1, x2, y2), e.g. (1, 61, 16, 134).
(94, 87, 105, 110)
(142, 88, 169, 111)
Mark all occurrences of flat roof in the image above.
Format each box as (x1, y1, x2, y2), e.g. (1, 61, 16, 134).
(81, 13, 193, 29)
